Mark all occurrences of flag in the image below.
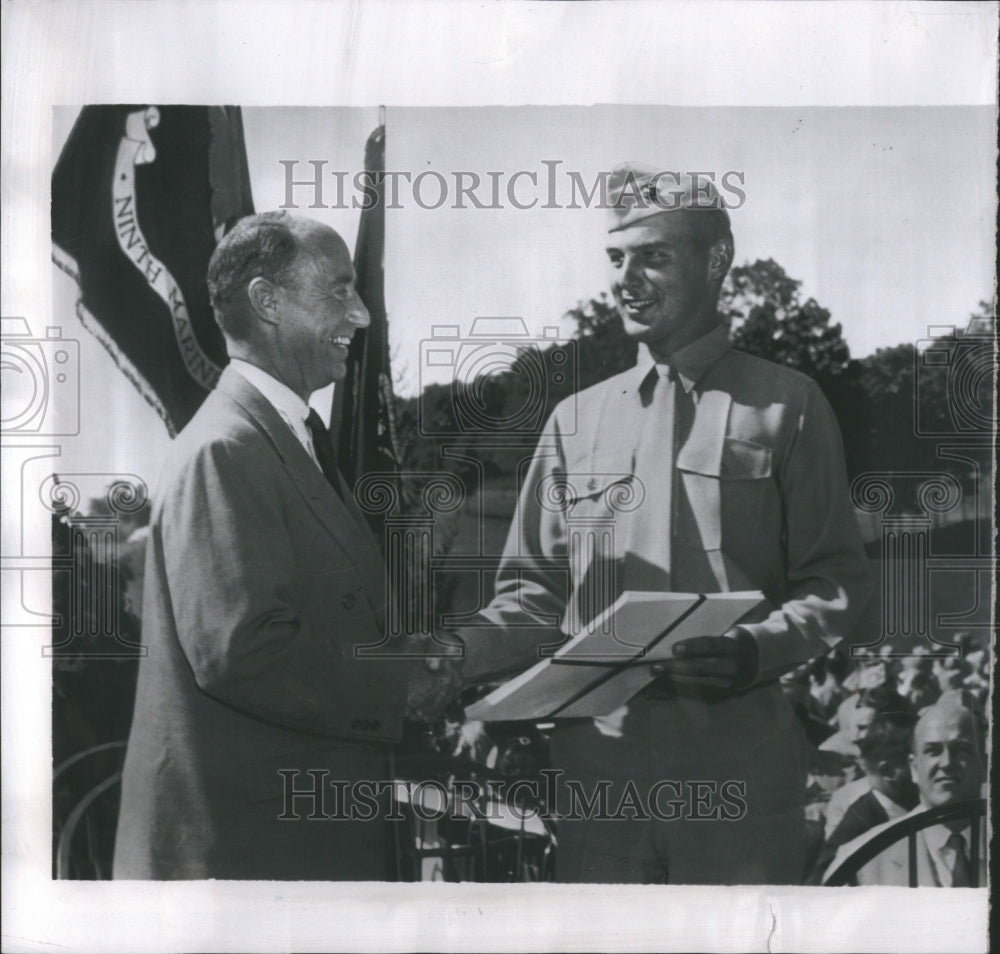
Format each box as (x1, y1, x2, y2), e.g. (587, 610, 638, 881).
(52, 105, 255, 436)
(331, 124, 402, 530)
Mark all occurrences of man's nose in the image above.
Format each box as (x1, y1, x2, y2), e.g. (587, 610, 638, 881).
(621, 255, 644, 289)
(347, 291, 370, 328)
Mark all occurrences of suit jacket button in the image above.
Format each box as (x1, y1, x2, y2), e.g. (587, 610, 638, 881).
(341, 593, 357, 610)
(650, 663, 665, 676)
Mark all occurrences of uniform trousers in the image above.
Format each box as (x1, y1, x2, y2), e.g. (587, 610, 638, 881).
(549, 681, 808, 884)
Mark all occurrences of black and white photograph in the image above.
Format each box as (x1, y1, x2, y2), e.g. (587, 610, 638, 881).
(2, 3, 995, 952)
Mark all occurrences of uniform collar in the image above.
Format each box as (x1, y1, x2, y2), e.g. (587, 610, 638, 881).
(634, 322, 730, 394)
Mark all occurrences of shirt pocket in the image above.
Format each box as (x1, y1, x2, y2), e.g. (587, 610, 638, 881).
(675, 437, 773, 551)
(719, 438, 772, 481)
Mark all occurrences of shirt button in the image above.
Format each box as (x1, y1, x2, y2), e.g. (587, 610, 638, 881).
(341, 593, 357, 610)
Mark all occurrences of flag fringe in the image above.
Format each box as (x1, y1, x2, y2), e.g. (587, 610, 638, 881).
(52, 246, 178, 439)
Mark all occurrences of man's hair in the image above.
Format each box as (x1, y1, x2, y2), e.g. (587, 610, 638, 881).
(857, 713, 916, 766)
(912, 695, 985, 754)
(855, 685, 914, 727)
(930, 690, 987, 748)
(206, 211, 307, 337)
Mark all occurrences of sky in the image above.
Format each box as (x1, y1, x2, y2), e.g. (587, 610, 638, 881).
(246, 105, 996, 394)
(48, 102, 996, 482)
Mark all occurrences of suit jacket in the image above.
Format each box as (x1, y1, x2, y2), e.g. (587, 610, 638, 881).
(808, 788, 891, 883)
(460, 338, 872, 687)
(824, 804, 988, 887)
(823, 777, 873, 837)
(114, 367, 407, 879)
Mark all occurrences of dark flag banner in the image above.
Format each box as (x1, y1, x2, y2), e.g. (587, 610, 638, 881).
(331, 124, 402, 528)
(52, 105, 255, 436)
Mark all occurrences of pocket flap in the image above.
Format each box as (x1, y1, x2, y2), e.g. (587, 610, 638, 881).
(721, 438, 772, 479)
(677, 437, 772, 479)
(561, 451, 633, 500)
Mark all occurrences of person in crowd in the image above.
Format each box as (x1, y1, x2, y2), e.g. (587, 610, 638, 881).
(819, 691, 877, 761)
(781, 664, 837, 748)
(114, 212, 420, 879)
(906, 670, 943, 713)
(821, 686, 914, 836)
(823, 697, 986, 886)
(961, 644, 990, 705)
(808, 656, 845, 723)
(896, 645, 933, 697)
(428, 163, 872, 883)
(808, 711, 918, 881)
(804, 748, 857, 825)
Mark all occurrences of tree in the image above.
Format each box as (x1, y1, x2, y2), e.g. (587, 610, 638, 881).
(721, 259, 852, 380)
(564, 293, 637, 390)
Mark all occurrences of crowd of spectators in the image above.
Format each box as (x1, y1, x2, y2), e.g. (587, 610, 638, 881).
(418, 631, 990, 885)
(775, 634, 989, 883)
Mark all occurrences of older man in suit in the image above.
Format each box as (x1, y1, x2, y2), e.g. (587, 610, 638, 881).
(443, 164, 872, 883)
(114, 212, 411, 880)
(824, 698, 986, 886)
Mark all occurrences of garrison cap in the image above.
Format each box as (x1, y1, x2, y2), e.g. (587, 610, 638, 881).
(607, 162, 731, 233)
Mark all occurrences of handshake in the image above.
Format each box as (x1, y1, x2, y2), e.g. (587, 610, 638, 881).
(401, 627, 760, 723)
(404, 630, 466, 723)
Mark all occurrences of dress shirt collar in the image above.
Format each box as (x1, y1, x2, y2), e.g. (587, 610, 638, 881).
(915, 798, 980, 885)
(228, 359, 310, 425)
(634, 322, 730, 394)
(227, 359, 317, 464)
(922, 819, 970, 854)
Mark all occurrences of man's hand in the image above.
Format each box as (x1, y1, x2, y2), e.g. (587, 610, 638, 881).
(661, 628, 759, 690)
(404, 632, 464, 723)
(453, 719, 488, 759)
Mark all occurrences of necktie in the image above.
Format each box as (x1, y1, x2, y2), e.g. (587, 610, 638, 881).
(946, 831, 972, 887)
(305, 409, 345, 501)
(625, 365, 692, 591)
(671, 366, 697, 451)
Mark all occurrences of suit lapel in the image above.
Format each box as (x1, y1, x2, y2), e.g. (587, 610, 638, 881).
(216, 368, 386, 611)
(916, 831, 943, 886)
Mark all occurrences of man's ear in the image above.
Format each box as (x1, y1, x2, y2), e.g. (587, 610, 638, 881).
(707, 236, 734, 283)
(908, 752, 918, 783)
(876, 759, 897, 782)
(247, 276, 280, 326)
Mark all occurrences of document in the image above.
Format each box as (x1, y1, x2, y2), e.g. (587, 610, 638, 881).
(466, 590, 765, 721)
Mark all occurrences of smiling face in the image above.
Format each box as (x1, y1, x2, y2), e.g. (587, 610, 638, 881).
(266, 227, 369, 397)
(606, 211, 731, 359)
(909, 706, 983, 808)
